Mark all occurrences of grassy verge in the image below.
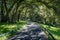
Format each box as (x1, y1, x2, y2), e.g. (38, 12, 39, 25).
(0, 20, 27, 40)
(40, 24, 60, 40)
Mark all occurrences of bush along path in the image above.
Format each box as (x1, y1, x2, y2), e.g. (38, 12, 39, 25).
(8, 22, 48, 40)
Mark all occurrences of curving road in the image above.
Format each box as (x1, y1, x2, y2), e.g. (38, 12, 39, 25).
(8, 22, 48, 40)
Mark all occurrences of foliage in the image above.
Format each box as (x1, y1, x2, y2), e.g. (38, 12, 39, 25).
(0, 20, 26, 40)
(0, 0, 60, 26)
(40, 24, 60, 40)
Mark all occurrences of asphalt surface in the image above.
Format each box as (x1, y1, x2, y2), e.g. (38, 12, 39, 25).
(8, 22, 48, 40)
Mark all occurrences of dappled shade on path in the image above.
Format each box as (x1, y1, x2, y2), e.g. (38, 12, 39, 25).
(8, 22, 48, 40)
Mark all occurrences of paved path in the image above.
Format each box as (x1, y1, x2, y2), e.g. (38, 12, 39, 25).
(8, 22, 48, 40)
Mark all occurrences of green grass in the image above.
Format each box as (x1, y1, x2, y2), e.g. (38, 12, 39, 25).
(40, 24, 60, 40)
(0, 20, 27, 40)
(0, 21, 60, 40)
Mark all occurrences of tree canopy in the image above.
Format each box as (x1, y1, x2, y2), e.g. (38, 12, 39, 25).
(0, 0, 60, 26)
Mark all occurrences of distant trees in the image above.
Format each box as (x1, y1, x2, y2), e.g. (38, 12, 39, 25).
(0, 0, 60, 26)
(0, 0, 24, 23)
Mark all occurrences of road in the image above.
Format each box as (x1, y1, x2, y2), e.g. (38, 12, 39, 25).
(8, 22, 48, 40)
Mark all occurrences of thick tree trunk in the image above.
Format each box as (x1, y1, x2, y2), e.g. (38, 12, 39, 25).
(0, 0, 5, 22)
